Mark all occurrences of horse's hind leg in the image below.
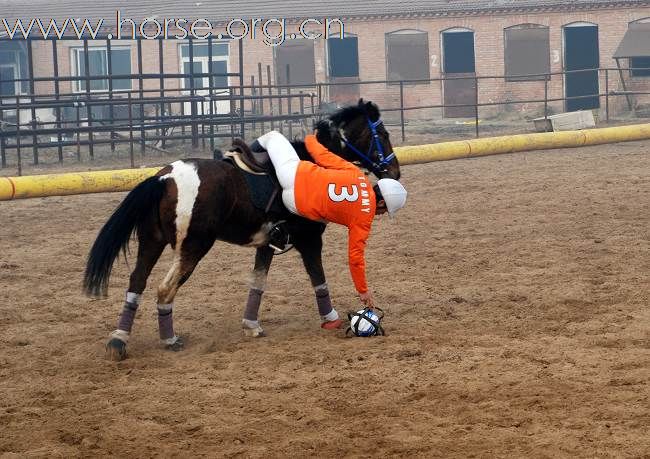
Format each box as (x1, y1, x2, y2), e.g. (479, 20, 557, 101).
(156, 235, 215, 351)
(106, 234, 166, 361)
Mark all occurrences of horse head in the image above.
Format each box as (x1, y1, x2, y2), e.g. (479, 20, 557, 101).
(315, 99, 401, 180)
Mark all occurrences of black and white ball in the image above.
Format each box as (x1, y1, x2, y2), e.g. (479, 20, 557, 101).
(349, 308, 382, 337)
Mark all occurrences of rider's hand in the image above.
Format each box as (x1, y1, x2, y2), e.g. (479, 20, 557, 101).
(359, 290, 375, 309)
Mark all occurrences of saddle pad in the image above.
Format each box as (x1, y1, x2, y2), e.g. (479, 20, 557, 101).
(222, 155, 286, 215)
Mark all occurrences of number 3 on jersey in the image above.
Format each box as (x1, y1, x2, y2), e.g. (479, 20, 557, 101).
(328, 183, 359, 202)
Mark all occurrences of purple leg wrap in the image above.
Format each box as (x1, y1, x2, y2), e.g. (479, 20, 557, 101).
(316, 286, 333, 317)
(158, 308, 175, 340)
(244, 289, 263, 321)
(117, 302, 139, 333)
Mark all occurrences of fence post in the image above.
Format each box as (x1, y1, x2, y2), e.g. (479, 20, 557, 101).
(0, 103, 5, 169)
(474, 76, 479, 138)
(317, 83, 322, 110)
(286, 64, 292, 139)
(16, 95, 22, 176)
(399, 80, 405, 142)
(229, 97, 235, 142)
(605, 69, 610, 123)
(200, 96, 206, 150)
(258, 62, 264, 133)
(299, 90, 305, 136)
(107, 37, 116, 153)
(207, 36, 215, 153)
(128, 92, 134, 168)
(251, 75, 256, 133)
(75, 103, 81, 162)
(238, 39, 245, 140)
(266, 65, 274, 131)
(52, 39, 63, 163)
(188, 37, 199, 148)
(277, 79, 284, 135)
(26, 39, 38, 165)
(83, 38, 94, 159)
(544, 74, 549, 124)
(137, 38, 146, 155)
(159, 38, 167, 150)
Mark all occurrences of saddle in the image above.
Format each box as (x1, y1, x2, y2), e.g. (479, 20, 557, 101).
(219, 139, 285, 215)
(228, 138, 272, 175)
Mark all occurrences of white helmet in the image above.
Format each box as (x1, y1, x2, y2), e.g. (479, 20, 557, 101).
(377, 179, 407, 216)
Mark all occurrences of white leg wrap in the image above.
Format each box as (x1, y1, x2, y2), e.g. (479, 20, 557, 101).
(242, 318, 261, 329)
(242, 319, 265, 338)
(110, 329, 130, 343)
(126, 292, 142, 304)
(162, 335, 180, 346)
(322, 309, 339, 322)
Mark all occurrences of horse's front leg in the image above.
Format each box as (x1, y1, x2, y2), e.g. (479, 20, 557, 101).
(293, 232, 342, 329)
(242, 245, 274, 337)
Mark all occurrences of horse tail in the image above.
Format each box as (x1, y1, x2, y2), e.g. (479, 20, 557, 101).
(83, 175, 167, 298)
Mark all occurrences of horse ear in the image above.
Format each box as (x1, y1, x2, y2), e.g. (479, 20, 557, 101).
(365, 100, 380, 121)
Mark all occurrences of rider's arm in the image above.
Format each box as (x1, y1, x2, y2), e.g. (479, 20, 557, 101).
(304, 135, 358, 171)
(348, 221, 372, 294)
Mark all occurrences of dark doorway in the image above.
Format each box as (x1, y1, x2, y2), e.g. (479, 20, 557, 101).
(442, 30, 476, 118)
(564, 24, 600, 111)
(274, 39, 316, 85)
(327, 36, 360, 105)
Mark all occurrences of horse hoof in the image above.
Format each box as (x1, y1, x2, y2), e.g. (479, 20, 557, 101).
(106, 338, 128, 361)
(165, 336, 185, 352)
(243, 326, 266, 338)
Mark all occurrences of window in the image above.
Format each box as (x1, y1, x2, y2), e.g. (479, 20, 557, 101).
(179, 42, 229, 91)
(0, 41, 28, 96)
(627, 20, 650, 77)
(504, 24, 550, 81)
(0, 64, 18, 96)
(386, 30, 430, 82)
(72, 47, 132, 92)
(327, 35, 359, 78)
(274, 39, 315, 85)
(631, 56, 650, 77)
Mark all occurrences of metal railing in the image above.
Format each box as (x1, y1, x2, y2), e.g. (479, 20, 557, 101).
(1, 44, 649, 175)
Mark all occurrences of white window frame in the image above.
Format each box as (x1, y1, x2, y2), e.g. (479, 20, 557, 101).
(178, 42, 229, 94)
(71, 46, 132, 93)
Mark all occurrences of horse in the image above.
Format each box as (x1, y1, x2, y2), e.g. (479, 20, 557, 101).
(83, 99, 400, 361)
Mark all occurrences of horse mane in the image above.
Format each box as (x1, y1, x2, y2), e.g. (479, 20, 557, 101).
(329, 99, 381, 126)
(291, 99, 380, 162)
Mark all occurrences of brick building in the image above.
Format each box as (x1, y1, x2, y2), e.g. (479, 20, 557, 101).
(2, 0, 650, 121)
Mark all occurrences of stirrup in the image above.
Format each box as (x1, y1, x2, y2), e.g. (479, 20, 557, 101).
(268, 220, 293, 255)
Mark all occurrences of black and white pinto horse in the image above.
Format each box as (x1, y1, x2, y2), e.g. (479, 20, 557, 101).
(83, 100, 400, 360)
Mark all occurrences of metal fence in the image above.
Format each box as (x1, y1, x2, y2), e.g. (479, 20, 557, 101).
(1, 37, 649, 175)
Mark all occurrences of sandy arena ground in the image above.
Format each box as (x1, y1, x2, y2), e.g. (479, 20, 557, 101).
(1, 141, 649, 457)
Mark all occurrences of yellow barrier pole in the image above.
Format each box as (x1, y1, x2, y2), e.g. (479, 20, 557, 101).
(2, 122, 650, 200)
(0, 167, 161, 201)
(395, 122, 650, 165)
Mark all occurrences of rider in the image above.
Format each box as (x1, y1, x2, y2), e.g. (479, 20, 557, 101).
(255, 129, 407, 329)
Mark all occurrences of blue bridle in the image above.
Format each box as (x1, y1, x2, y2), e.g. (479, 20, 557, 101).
(340, 117, 396, 175)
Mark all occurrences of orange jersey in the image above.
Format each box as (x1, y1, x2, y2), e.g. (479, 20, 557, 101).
(294, 135, 376, 294)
